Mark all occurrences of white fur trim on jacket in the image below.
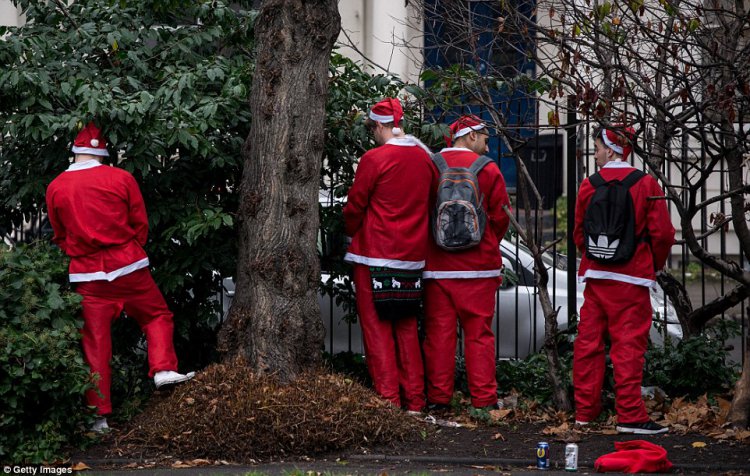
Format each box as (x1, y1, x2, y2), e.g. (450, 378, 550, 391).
(69, 258, 150, 282)
(343, 252, 424, 270)
(577, 269, 655, 288)
(387, 135, 433, 154)
(66, 160, 103, 172)
(422, 269, 502, 279)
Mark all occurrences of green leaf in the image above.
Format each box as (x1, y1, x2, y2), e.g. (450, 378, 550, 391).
(47, 291, 64, 310)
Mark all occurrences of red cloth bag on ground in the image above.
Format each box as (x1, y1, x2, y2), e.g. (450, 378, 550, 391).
(595, 440, 674, 473)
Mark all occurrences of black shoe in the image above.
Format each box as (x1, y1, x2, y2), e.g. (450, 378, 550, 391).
(425, 402, 452, 414)
(616, 420, 669, 435)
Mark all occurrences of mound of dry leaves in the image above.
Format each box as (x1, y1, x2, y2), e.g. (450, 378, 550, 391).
(110, 358, 421, 462)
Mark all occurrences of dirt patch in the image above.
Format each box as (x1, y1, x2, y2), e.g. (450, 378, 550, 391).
(353, 418, 750, 472)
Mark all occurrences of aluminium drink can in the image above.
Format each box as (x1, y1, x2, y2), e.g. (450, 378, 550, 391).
(565, 442, 579, 471)
(536, 441, 550, 469)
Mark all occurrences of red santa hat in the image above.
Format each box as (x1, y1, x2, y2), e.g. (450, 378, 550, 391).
(446, 114, 486, 147)
(601, 125, 635, 161)
(369, 98, 404, 134)
(72, 122, 109, 157)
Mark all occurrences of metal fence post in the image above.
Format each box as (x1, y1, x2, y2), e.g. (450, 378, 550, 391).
(566, 96, 579, 327)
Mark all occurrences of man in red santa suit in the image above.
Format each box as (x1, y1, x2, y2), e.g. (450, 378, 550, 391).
(422, 115, 511, 412)
(46, 122, 194, 432)
(343, 98, 433, 413)
(573, 125, 675, 434)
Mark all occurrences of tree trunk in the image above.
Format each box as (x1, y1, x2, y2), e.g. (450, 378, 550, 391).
(217, 0, 340, 381)
(502, 155, 572, 413)
(655, 271, 693, 337)
(728, 330, 750, 429)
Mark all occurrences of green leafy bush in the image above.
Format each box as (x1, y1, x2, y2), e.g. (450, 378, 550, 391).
(0, 242, 94, 463)
(644, 321, 740, 398)
(495, 352, 573, 404)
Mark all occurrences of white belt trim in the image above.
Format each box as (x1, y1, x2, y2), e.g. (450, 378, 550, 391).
(343, 252, 424, 270)
(577, 269, 655, 288)
(69, 257, 150, 282)
(422, 269, 502, 279)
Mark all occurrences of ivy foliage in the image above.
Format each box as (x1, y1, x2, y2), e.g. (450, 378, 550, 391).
(0, 242, 93, 463)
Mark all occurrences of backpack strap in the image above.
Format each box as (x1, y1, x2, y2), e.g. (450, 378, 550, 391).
(431, 152, 449, 173)
(589, 172, 605, 187)
(469, 155, 495, 175)
(622, 169, 646, 187)
(622, 169, 648, 243)
(589, 169, 645, 188)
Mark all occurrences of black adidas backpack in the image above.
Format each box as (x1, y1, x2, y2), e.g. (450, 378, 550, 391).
(583, 169, 646, 263)
(431, 152, 494, 251)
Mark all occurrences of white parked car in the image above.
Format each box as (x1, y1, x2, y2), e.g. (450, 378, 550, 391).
(222, 239, 682, 359)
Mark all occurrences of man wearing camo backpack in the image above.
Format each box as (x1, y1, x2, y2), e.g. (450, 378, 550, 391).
(422, 115, 511, 413)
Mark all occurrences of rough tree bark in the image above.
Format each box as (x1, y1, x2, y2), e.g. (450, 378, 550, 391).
(729, 329, 750, 428)
(217, 0, 340, 380)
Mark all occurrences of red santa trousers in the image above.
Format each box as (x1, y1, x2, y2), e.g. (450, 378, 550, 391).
(76, 268, 178, 415)
(423, 278, 499, 408)
(574, 279, 652, 424)
(353, 265, 425, 411)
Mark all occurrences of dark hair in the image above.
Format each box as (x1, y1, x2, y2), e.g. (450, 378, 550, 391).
(591, 125, 605, 143)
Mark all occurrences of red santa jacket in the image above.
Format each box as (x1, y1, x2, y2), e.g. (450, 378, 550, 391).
(423, 147, 511, 279)
(343, 136, 434, 270)
(574, 161, 675, 287)
(46, 160, 150, 282)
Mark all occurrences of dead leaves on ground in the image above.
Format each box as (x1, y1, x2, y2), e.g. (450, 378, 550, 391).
(106, 368, 747, 466)
(664, 394, 750, 441)
(533, 393, 750, 443)
(491, 432, 506, 441)
(489, 408, 514, 420)
(444, 390, 749, 445)
(112, 459, 236, 471)
(109, 358, 422, 462)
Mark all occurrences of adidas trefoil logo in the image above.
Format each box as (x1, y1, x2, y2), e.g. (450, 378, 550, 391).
(588, 235, 619, 259)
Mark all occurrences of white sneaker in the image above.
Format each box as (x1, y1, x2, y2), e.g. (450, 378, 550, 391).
(91, 417, 109, 433)
(154, 370, 196, 389)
